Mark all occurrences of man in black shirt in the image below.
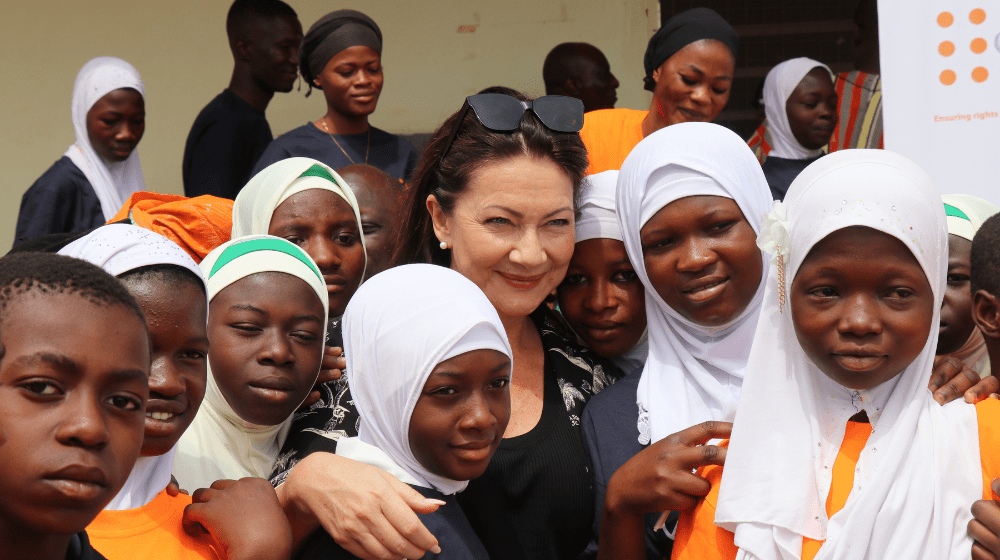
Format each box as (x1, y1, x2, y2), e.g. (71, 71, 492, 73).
(183, 0, 302, 199)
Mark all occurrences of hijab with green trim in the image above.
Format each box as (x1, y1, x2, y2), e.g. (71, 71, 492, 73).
(172, 235, 328, 489)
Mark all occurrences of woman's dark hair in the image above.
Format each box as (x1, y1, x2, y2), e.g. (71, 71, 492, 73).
(397, 89, 588, 267)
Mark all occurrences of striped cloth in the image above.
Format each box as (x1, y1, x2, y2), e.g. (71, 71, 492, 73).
(829, 70, 883, 152)
(746, 119, 774, 164)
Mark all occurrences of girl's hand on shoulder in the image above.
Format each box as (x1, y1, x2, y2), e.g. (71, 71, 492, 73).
(182, 477, 293, 560)
(277, 452, 443, 560)
(604, 420, 732, 517)
(928, 355, 1000, 405)
(299, 346, 347, 410)
(970, 478, 1000, 560)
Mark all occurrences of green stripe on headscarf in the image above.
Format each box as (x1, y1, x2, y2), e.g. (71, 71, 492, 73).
(944, 203, 971, 221)
(298, 164, 340, 186)
(209, 238, 322, 280)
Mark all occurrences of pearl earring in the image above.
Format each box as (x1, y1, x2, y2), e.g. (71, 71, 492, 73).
(439, 241, 448, 250)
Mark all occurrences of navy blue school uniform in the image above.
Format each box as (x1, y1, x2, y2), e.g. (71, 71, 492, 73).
(294, 486, 490, 560)
(14, 156, 103, 246)
(761, 155, 821, 201)
(182, 90, 274, 200)
(70, 531, 110, 560)
(251, 123, 418, 181)
(579, 370, 676, 560)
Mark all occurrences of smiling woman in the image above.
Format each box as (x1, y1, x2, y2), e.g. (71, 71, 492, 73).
(250, 9, 419, 181)
(15, 57, 147, 246)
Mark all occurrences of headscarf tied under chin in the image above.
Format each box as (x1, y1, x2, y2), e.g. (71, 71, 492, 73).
(763, 57, 835, 160)
(301, 9, 382, 97)
(58, 224, 206, 511)
(616, 122, 772, 446)
(172, 235, 328, 490)
(65, 56, 146, 220)
(716, 150, 980, 560)
(643, 7, 738, 92)
(337, 264, 512, 495)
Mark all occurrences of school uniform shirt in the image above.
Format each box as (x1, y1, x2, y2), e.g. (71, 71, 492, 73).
(761, 155, 822, 201)
(68, 532, 109, 560)
(88, 490, 223, 560)
(579, 370, 675, 560)
(183, 90, 274, 200)
(673, 399, 1000, 560)
(295, 486, 490, 560)
(14, 156, 104, 245)
(455, 306, 623, 560)
(251, 123, 418, 181)
(579, 109, 648, 175)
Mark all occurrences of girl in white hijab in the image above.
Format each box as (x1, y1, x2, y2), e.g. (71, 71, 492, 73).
(616, 122, 773, 448)
(58, 224, 206, 511)
(760, 57, 837, 200)
(558, 169, 649, 373)
(669, 149, 1000, 560)
(173, 235, 328, 490)
(296, 264, 512, 560)
(16, 57, 146, 244)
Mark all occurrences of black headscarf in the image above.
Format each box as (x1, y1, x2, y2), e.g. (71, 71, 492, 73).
(300, 9, 382, 96)
(642, 8, 739, 92)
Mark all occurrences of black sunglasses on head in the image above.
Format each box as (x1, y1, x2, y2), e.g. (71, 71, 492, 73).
(440, 93, 585, 159)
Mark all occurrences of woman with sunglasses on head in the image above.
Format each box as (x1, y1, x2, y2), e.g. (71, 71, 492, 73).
(251, 9, 419, 182)
(274, 90, 625, 560)
(580, 8, 739, 175)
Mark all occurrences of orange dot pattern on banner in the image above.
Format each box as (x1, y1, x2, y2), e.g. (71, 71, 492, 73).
(939, 9, 989, 84)
(973, 66, 989, 82)
(940, 41, 956, 56)
(971, 8, 986, 24)
(941, 69, 957, 85)
(972, 37, 988, 53)
(939, 11, 954, 27)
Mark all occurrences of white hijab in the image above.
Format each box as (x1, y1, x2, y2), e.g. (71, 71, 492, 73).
(336, 264, 512, 495)
(64, 57, 146, 220)
(232, 157, 366, 279)
(942, 193, 999, 242)
(575, 170, 648, 372)
(715, 150, 981, 560)
(763, 57, 834, 160)
(172, 235, 328, 490)
(616, 122, 773, 445)
(58, 224, 206, 510)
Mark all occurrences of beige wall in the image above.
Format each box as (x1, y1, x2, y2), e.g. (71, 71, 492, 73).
(0, 0, 656, 249)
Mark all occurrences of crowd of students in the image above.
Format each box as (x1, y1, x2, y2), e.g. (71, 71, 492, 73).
(7, 1, 1000, 560)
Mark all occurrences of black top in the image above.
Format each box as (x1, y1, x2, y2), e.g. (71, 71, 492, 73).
(295, 486, 490, 560)
(14, 156, 103, 247)
(761, 155, 822, 201)
(251, 122, 419, 181)
(182, 90, 274, 200)
(68, 531, 109, 560)
(578, 371, 676, 560)
(456, 307, 623, 560)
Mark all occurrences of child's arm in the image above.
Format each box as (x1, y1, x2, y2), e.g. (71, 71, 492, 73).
(276, 452, 443, 560)
(182, 478, 293, 560)
(597, 421, 731, 560)
(970, 478, 1000, 560)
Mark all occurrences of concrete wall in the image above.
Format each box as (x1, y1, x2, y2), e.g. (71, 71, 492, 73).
(0, 0, 657, 249)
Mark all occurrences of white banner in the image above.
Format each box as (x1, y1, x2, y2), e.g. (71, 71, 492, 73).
(879, 0, 1000, 204)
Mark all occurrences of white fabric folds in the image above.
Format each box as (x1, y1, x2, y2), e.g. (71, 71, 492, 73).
(231, 157, 366, 278)
(64, 56, 146, 220)
(337, 264, 512, 495)
(616, 122, 773, 445)
(173, 235, 328, 489)
(715, 150, 981, 560)
(576, 170, 623, 243)
(58, 224, 206, 510)
(763, 57, 833, 160)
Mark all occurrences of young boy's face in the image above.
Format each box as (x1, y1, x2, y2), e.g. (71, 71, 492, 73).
(938, 234, 975, 355)
(0, 291, 150, 535)
(558, 238, 647, 359)
(790, 227, 934, 391)
(208, 272, 325, 426)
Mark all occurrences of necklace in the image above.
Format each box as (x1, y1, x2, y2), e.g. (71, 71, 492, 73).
(321, 120, 370, 165)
